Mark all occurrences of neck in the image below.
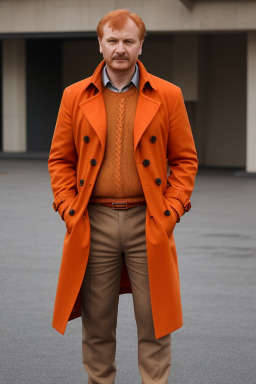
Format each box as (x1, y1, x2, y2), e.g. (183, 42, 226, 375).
(106, 65, 136, 91)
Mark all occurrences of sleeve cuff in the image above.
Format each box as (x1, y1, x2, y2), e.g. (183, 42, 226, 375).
(164, 188, 191, 214)
(57, 197, 76, 221)
(166, 197, 185, 221)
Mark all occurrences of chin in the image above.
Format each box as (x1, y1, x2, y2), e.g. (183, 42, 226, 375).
(111, 62, 130, 70)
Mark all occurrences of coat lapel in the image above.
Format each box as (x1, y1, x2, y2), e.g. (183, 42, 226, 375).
(134, 60, 161, 152)
(79, 61, 107, 150)
(79, 93, 106, 150)
(133, 93, 160, 151)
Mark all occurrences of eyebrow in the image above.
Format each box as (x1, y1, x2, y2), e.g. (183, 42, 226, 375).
(106, 37, 136, 42)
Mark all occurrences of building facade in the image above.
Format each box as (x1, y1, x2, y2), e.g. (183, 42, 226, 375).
(1, 0, 256, 172)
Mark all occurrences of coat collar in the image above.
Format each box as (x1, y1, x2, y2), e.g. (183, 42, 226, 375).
(79, 59, 160, 153)
(83, 59, 158, 93)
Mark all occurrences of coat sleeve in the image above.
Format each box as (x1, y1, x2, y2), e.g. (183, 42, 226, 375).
(164, 87, 198, 221)
(48, 88, 78, 220)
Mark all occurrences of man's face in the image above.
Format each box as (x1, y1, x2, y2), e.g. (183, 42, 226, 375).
(98, 18, 143, 73)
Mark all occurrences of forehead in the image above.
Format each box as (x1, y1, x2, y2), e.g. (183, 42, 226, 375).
(102, 18, 140, 40)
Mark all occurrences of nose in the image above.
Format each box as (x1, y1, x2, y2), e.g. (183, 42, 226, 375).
(116, 41, 125, 54)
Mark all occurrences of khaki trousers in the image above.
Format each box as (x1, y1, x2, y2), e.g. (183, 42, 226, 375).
(81, 203, 171, 384)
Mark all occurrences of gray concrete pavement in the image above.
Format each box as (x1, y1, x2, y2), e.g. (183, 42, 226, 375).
(0, 159, 255, 384)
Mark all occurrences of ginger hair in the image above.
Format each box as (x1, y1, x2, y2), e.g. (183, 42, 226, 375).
(97, 9, 146, 42)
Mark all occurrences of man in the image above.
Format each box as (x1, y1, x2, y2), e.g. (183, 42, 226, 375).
(48, 9, 198, 384)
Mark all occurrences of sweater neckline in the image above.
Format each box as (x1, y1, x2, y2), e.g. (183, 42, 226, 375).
(102, 86, 139, 98)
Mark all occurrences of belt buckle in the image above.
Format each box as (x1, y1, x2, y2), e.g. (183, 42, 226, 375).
(112, 202, 128, 210)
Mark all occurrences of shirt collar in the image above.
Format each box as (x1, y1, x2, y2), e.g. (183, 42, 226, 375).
(102, 63, 139, 92)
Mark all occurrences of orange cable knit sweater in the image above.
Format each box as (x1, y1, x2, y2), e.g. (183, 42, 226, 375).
(90, 86, 146, 203)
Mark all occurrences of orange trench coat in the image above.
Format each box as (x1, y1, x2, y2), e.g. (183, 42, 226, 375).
(48, 59, 198, 339)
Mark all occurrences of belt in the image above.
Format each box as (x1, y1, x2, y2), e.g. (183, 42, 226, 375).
(96, 202, 146, 210)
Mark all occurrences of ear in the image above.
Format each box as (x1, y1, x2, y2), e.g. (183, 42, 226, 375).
(138, 40, 143, 55)
(98, 37, 103, 54)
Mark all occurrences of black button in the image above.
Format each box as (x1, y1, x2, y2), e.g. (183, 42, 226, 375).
(80, 179, 84, 186)
(150, 135, 157, 143)
(143, 159, 150, 167)
(164, 210, 171, 216)
(155, 178, 162, 185)
(83, 135, 90, 143)
(90, 159, 97, 166)
(69, 209, 75, 216)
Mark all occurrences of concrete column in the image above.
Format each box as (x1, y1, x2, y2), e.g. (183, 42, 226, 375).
(247, 33, 256, 173)
(2, 40, 26, 152)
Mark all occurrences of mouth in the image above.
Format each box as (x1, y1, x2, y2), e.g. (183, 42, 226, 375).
(113, 57, 128, 61)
